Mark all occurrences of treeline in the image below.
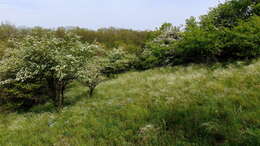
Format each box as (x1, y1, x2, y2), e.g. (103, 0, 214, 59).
(0, 25, 151, 55)
(0, 0, 259, 110)
(68, 27, 150, 51)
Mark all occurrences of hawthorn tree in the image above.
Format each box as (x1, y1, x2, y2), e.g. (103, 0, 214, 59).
(78, 44, 108, 97)
(0, 32, 95, 109)
(79, 59, 106, 97)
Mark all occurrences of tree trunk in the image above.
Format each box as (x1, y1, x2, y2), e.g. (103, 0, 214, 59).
(47, 78, 65, 110)
(61, 84, 65, 107)
(88, 86, 95, 97)
(57, 87, 62, 110)
(47, 78, 58, 107)
(56, 81, 65, 111)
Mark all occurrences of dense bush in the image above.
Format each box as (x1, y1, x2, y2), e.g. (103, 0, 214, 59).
(218, 16, 260, 59)
(0, 30, 137, 109)
(66, 27, 151, 51)
(102, 48, 138, 75)
(0, 42, 5, 60)
(78, 44, 108, 97)
(175, 15, 260, 63)
(0, 32, 95, 109)
(137, 23, 181, 69)
(79, 59, 107, 97)
(174, 18, 220, 63)
(200, 0, 259, 28)
(0, 82, 48, 109)
(0, 26, 148, 109)
(142, 0, 260, 66)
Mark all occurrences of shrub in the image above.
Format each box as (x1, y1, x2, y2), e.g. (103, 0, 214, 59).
(172, 6, 260, 64)
(218, 16, 260, 59)
(0, 32, 93, 109)
(0, 42, 5, 60)
(78, 45, 108, 97)
(102, 48, 138, 75)
(200, 0, 259, 28)
(175, 25, 221, 63)
(143, 1, 260, 66)
(79, 58, 107, 97)
(138, 23, 181, 69)
(0, 82, 48, 109)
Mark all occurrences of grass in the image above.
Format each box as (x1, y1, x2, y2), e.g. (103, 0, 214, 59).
(0, 60, 260, 145)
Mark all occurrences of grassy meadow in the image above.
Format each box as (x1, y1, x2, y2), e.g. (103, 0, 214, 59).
(0, 59, 260, 145)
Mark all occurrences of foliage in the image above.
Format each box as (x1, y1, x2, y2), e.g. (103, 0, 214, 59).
(0, 42, 6, 60)
(79, 60, 106, 97)
(102, 48, 138, 75)
(174, 18, 221, 62)
(138, 23, 181, 69)
(0, 32, 93, 109)
(0, 81, 48, 109)
(0, 22, 17, 41)
(0, 23, 151, 58)
(137, 0, 260, 67)
(0, 23, 18, 60)
(78, 45, 108, 97)
(175, 15, 260, 63)
(0, 25, 147, 108)
(218, 15, 260, 58)
(67, 27, 151, 51)
(200, 0, 259, 28)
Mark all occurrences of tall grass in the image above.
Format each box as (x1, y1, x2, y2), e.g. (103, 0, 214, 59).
(0, 60, 260, 145)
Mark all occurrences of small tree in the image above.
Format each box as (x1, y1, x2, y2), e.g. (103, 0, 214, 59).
(78, 43, 107, 97)
(0, 32, 93, 110)
(79, 59, 106, 97)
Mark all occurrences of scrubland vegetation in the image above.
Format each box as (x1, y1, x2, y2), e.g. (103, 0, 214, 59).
(1, 59, 260, 145)
(0, 0, 259, 145)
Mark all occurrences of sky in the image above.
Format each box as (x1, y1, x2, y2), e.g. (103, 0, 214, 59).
(0, 0, 225, 30)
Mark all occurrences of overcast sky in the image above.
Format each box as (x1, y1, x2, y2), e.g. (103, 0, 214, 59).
(0, 0, 225, 30)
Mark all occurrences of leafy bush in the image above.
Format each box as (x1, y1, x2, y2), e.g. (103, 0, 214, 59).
(137, 1, 260, 67)
(200, 0, 259, 28)
(175, 21, 220, 63)
(174, 16, 260, 63)
(0, 32, 93, 109)
(0, 42, 6, 59)
(0, 82, 48, 109)
(102, 48, 138, 75)
(79, 48, 107, 97)
(138, 23, 181, 69)
(218, 16, 260, 59)
(67, 27, 151, 51)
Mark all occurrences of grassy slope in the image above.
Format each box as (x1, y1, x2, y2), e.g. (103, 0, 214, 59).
(0, 60, 260, 145)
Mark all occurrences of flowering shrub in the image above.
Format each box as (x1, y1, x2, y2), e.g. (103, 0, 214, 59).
(137, 23, 181, 69)
(102, 48, 138, 75)
(78, 55, 107, 96)
(0, 32, 94, 109)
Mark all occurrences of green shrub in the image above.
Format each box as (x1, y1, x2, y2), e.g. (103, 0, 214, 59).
(218, 16, 260, 59)
(102, 48, 138, 75)
(0, 82, 48, 109)
(175, 25, 220, 63)
(200, 0, 259, 28)
(0, 42, 5, 59)
(0, 32, 94, 109)
(141, 1, 260, 66)
(138, 23, 181, 69)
